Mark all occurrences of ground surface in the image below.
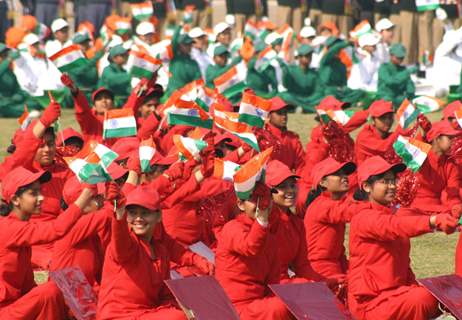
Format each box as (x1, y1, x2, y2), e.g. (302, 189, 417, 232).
(0, 108, 456, 280)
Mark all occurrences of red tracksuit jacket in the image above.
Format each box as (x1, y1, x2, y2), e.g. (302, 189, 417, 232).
(50, 205, 113, 289)
(411, 150, 462, 212)
(355, 124, 403, 164)
(215, 214, 280, 307)
(269, 205, 319, 282)
(304, 193, 365, 279)
(348, 203, 432, 316)
(0, 205, 82, 308)
(96, 214, 178, 320)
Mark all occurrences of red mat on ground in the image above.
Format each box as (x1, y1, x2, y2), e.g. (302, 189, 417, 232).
(165, 275, 239, 320)
(270, 282, 352, 320)
(418, 274, 462, 319)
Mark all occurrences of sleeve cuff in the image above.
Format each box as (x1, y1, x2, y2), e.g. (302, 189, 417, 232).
(256, 216, 269, 228)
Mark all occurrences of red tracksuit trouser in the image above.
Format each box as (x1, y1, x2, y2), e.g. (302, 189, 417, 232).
(0, 282, 65, 320)
(236, 296, 294, 320)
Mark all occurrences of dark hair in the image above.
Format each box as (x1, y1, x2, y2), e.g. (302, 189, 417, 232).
(353, 172, 388, 201)
(305, 185, 323, 207)
(0, 184, 34, 216)
(44, 126, 56, 138)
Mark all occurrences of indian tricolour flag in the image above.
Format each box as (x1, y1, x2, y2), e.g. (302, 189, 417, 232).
(238, 91, 272, 128)
(49, 45, 86, 73)
(416, 0, 439, 11)
(277, 24, 294, 62)
(214, 158, 240, 181)
(131, 1, 153, 21)
(103, 109, 137, 139)
(396, 99, 420, 129)
(255, 46, 277, 71)
(127, 51, 162, 79)
(116, 20, 131, 34)
(64, 141, 118, 184)
(393, 135, 431, 172)
(178, 80, 216, 112)
(233, 147, 273, 200)
(18, 106, 30, 131)
(166, 99, 213, 129)
(214, 61, 247, 99)
(156, 42, 174, 64)
(139, 138, 156, 172)
(349, 20, 372, 39)
(317, 109, 355, 126)
(244, 20, 260, 39)
(412, 96, 444, 114)
(173, 135, 208, 161)
(214, 105, 260, 151)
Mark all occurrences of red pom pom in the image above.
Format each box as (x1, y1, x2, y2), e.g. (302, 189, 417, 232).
(392, 169, 419, 207)
(322, 121, 355, 162)
(449, 135, 462, 166)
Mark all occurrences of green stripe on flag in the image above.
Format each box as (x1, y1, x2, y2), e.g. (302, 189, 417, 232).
(236, 189, 254, 200)
(103, 127, 137, 139)
(79, 163, 112, 184)
(57, 58, 87, 73)
(140, 159, 151, 172)
(403, 110, 419, 129)
(168, 113, 213, 129)
(393, 140, 422, 172)
(131, 66, 154, 79)
(223, 82, 247, 100)
(195, 98, 209, 112)
(238, 113, 265, 128)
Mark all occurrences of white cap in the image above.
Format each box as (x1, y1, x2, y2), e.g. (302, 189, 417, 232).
(23, 33, 40, 45)
(225, 14, 235, 26)
(265, 32, 282, 45)
(375, 18, 394, 32)
(358, 33, 381, 48)
(136, 21, 155, 36)
(214, 22, 230, 37)
(51, 18, 69, 33)
(300, 26, 316, 38)
(189, 27, 205, 38)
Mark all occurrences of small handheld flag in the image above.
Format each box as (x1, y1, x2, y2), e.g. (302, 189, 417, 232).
(393, 135, 431, 172)
(396, 99, 420, 129)
(103, 109, 137, 139)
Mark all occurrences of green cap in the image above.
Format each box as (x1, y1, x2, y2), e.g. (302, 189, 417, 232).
(109, 44, 128, 58)
(72, 33, 90, 44)
(390, 43, 406, 58)
(271, 37, 283, 47)
(0, 43, 8, 54)
(178, 33, 193, 44)
(214, 45, 229, 56)
(296, 44, 314, 56)
(325, 36, 339, 47)
(254, 41, 266, 53)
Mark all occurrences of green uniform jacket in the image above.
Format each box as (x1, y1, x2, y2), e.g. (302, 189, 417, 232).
(0, 59, 40, 117)
(69, 51, 104, 92)
(165, 27, 202, 97)
(99, 62, 132, 106)
(377, 62, 415, 108)
(280, 64, 323, 112)
(246, 56, 278, 98)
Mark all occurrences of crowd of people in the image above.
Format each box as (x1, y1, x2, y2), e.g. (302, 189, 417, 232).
(1, 1, 462, 320)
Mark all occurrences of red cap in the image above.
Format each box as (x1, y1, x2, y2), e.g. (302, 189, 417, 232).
(91, 87, 114, 102)
(443, 101, 462, 120)
(112, 137, 140, 161)
(126, 185, 160, 211)
(357, 156, 406, 185)
(63, 176, 104, 205)
(311, 158, 356, 187)
(107, 162, 128, 180)
(214, 132, 240, 148)
(56, 128, 83, 147)
(265, 160, 299, 188)
(426, 120, 461, 142)
(368, 99, 394, 117)
(270, 97, 289, 112)
(316, 96, 345, 111)
(2, 167, 51, 202)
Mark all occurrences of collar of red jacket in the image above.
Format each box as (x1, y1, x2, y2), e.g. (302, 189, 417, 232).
(266, 123, 287, 138)
(369, 200, 393, 213)
(367, 124, 391, 140)
(320, 191, 347, 201)
(237, 213, 255, 226)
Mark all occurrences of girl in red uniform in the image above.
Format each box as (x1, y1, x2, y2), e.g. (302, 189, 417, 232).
(304, 157, 360, 285)
(264, 160, 319, 282)
(97, 186, 190, 320)
(348, 156, 458, 320)
(215, 183, 293, 320)
(0, 166, 94, 320)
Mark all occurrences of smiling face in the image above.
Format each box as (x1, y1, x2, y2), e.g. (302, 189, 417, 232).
(126, 205, 161, 240)
(271, 177, 297, 208)
(93, 91, 114, 115)
(320, 169, 349, 194)
(12, 182, 44, 220)
(362, 171, 397, 206)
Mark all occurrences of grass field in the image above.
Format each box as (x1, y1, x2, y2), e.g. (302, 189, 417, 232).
(0, 109, 457, 280)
